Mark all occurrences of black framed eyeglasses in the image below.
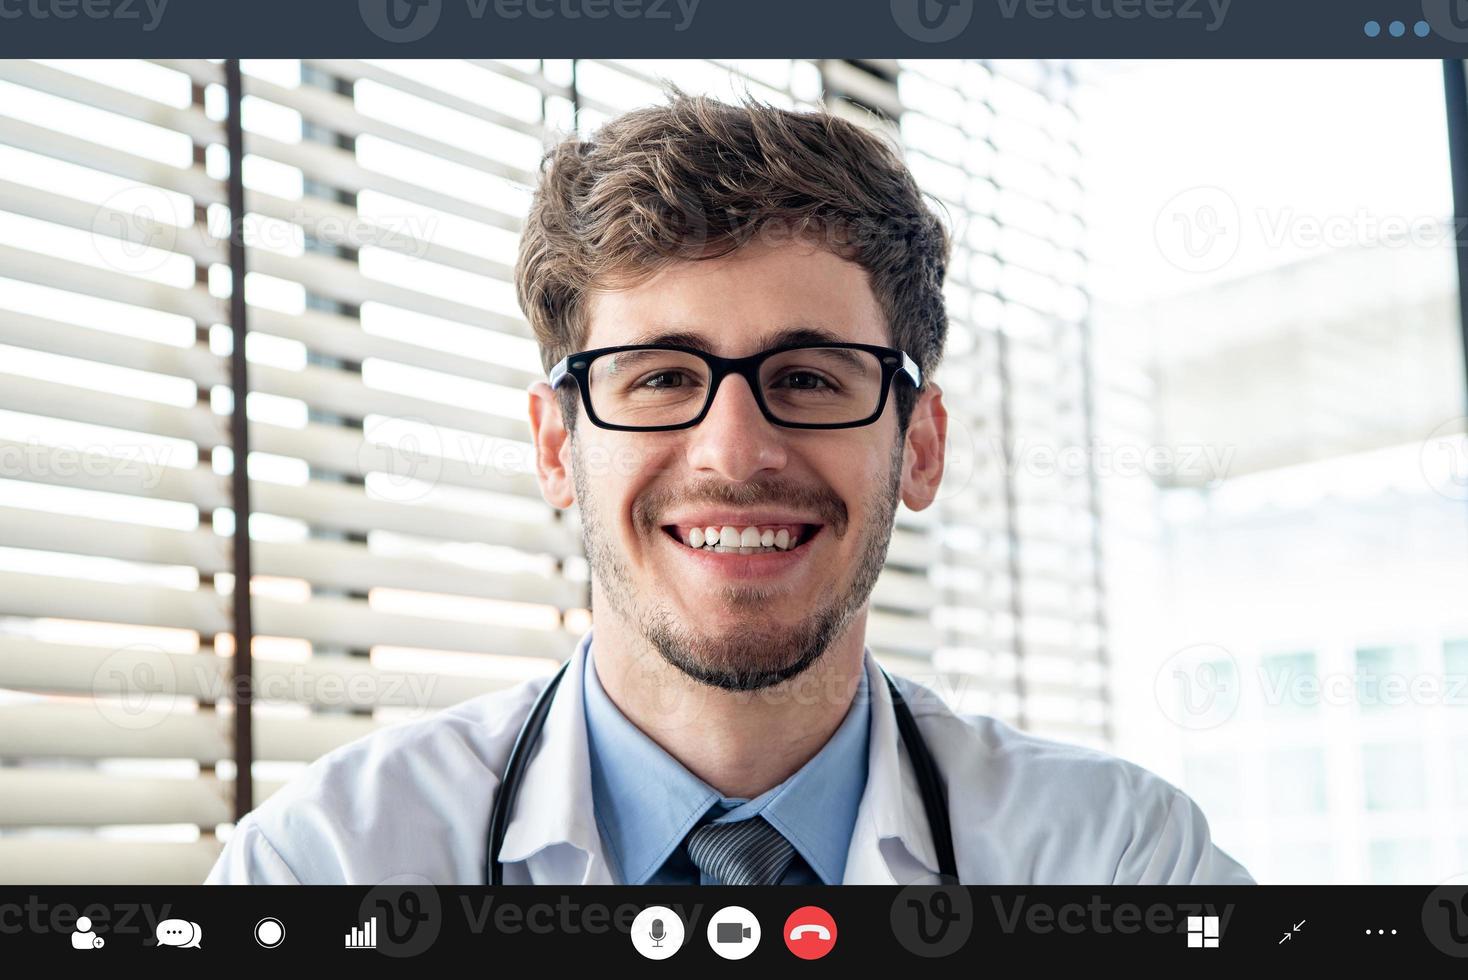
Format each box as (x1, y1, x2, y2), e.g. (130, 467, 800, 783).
(548, 342, 923, 432)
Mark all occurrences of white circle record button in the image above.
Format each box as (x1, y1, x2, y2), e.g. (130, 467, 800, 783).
(706, 906, 761, 960)
(630, 906, 685, 960)
(253, 917, 285, 948)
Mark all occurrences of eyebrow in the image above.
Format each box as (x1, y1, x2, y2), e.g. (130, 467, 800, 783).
(624, 324, 853, 352)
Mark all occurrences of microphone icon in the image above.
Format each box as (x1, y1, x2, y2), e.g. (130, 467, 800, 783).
(632, 906, 683, 959)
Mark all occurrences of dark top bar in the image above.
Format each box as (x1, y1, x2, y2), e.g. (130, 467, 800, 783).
(0, 0, 1464, 57)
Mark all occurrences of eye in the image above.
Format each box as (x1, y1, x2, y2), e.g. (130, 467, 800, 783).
(772, 370, 836, 391)
(641, 370, 697, 389)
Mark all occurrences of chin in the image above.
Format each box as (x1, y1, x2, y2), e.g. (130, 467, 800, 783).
(640, 602, 850, 693)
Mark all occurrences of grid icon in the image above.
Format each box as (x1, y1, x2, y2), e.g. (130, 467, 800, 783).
(1187, 915, 1220, 948)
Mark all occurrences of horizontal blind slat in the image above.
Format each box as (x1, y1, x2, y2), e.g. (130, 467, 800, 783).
(303, 58, 553, 139)
(0, 839, 222, 885)
(0, 244, 224, 323)
(0, 59, 221, 146)
(0, 504, 580, 606)
(249, 306, 539, 389)
(0, 115, 225, 206)
(240, 71, 538, 186)
(247, 246, 528, 342)
(0, 570, 231, 634)
(0, 635, 509, 710)
(0, 702, 377, 762)
(239, 128, 524, 237)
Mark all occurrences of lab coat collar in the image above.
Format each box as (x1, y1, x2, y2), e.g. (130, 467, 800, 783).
(496, 628, 942, 885)
(840, 649, 944, 884)
(495, 629, 615, 884)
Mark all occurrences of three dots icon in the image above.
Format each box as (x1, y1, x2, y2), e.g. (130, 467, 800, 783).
(1363, 19, 1431, 37)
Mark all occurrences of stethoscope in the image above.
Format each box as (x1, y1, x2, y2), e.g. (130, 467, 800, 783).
(486, 658, 959, 884)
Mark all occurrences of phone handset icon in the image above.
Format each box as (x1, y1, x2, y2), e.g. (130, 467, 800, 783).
(783, 907, 837, 959)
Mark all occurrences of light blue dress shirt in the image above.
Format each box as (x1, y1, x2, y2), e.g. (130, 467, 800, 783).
(582, 643, 870, 885)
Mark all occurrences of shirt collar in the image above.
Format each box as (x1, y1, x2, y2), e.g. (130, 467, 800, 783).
(582, 640, 718, 883)
(494, 628, 606, 883)
(495, 626, 944, 885)
(841, 653, 945, 883)
(742, 667, 868, 883)
(583, 632, 870, 884)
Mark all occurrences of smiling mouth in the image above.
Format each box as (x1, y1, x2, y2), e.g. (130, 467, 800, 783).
(660, 523, 824, 555)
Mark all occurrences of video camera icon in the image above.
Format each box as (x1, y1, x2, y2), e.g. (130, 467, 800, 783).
(707, 906, 761, 960)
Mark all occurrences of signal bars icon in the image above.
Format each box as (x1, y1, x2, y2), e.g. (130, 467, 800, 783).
(345, 916, 378, 949)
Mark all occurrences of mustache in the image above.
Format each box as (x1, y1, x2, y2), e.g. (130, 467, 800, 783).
(633, 479, 849, 537)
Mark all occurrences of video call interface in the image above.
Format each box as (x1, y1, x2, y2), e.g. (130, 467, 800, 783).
(1, 0, 1468, 967)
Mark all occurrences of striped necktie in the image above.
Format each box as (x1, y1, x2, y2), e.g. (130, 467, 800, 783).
(685, 816, 796, 885)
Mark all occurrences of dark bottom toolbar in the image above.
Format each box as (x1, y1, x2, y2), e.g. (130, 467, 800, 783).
(2, 886, 1464, 964)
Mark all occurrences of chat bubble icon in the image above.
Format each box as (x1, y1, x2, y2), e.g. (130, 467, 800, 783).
(156, 919, 202, 948)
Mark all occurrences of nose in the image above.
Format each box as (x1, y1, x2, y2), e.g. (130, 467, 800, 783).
(684, 371, 787, 481)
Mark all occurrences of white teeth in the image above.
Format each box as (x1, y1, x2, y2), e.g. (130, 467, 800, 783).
(676, 524, 806, 552)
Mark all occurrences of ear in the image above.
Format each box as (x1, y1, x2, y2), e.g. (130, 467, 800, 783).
(899, 381, 947, 512)
(527, 380, 576, 509)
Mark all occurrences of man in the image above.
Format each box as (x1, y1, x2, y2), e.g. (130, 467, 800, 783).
(206, 90, 1252, 886)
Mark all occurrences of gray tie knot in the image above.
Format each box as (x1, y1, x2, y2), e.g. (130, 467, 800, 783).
(685, 816, 796, 886)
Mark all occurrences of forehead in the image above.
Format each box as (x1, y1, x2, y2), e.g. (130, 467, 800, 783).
(581, 240, 891, 355)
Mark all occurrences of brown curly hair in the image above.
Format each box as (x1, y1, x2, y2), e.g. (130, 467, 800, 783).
(515, 85, 951, 435)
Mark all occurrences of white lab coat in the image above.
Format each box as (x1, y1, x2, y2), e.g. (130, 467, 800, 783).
(205, 630, 1254, 885)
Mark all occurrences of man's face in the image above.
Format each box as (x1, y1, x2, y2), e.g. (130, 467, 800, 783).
(560, 239, 915, 691)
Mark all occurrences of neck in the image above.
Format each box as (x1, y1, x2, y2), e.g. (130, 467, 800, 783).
(589, 604, 868, 800)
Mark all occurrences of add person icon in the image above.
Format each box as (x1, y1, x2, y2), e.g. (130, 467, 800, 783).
(72, 916, 104, 950)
